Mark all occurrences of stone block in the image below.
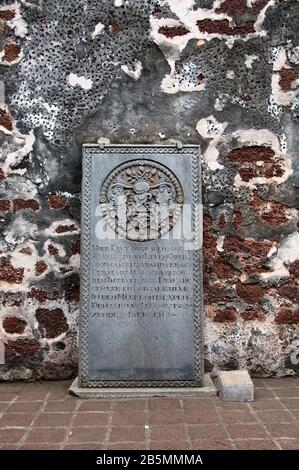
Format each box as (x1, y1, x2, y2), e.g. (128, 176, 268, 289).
(217, 370, 254, 402)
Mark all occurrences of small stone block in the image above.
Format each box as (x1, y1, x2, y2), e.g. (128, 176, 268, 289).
(217, 370, 254, 402)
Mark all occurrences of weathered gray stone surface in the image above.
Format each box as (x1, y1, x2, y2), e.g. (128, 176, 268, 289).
(218, 370, 254, 402)
(0, 1, 298, 381)
(79, 145, 202, 387)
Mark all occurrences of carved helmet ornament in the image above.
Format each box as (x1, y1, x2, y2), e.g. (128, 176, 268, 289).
(100, 160, 184, 241)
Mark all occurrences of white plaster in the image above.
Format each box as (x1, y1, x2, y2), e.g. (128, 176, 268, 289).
(91, 21, 105, 39)
(5, 222, 37, 246)
(254, 0, 275, 35)
(204, 144, 223, 171)
(121, 61, 143, 81)
(43, 219, 80, 237)
(43, 241, 66, 258)
(68, 73, 93, 91)
(260, 232, 299, 281)
(271, 74, 299, 107)
(267, 243, 278, 258)
(3, 129, 35, 175)
(151, 0, 271, 93)
(273, 48, 288, 72)
(214, 98, 224, 111)
(291, 46, 299, 65)
(245, 54, 259, 68)
(97, 137, 111, 145)
(216, 236, 225, 252)
(2, 4, 28, 38)
(196, 115, 227, 139)
(226, 70, 235, 79)
(0, 45, 23, 67)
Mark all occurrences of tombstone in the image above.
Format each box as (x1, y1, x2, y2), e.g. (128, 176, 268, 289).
(70, 144, 216, 397)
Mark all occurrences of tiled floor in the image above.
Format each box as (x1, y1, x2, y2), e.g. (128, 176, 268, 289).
(0, 378, 298, 450)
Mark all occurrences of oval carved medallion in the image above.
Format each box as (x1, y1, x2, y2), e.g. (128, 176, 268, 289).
(100, 160, 184, 241)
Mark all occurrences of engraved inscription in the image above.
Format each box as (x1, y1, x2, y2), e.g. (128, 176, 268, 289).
(100, 160, 183, 241)
(90, 243, 193, 325)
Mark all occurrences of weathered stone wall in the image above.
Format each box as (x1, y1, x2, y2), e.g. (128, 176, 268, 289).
(0, 0, 298, 380)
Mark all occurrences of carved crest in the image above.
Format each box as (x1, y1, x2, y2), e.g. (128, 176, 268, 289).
(100, 160, 184, 241)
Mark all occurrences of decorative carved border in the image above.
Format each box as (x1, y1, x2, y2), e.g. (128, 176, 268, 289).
(79, 145, 203, 388)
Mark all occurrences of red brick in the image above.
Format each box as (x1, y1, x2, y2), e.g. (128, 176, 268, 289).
(204, 284, 231, 303)
(241, 309, 266, 321)
(44, 400, 77, 413)
(48, 244, 59, 256)
(0, 413, 35, 427)
(228, 145, 274, 163)
(55, 224, 77, 233)
(0, 9, 16, 21)
(35, 260, 48, 276)
(5, 338, 40, 360)
(213, 259, 237, 279)
(220, 411, 257, 424)
(183, 409, 220, 424)
(149, 424, 187, 441)
(33, 413, 73, 427)
(224, 236, 271, 258)
(257, 410, 293, 423)
(148, 398, 181, 410)
(239, 167, 258, 181)
(158, 25, 189, 38)
(235, 439, 278, 450)
(226, 423, 266, 438)
(2, 316, 26, 334)
(109, 426, 145, 442)
(279, 67, 297, 91)
(150, 441, 189, 450)
(216, 0, 247, 15)
(191, 439, 232, 450)
(0, 428, 26, 444)
(13, 199, 39, 212)
(265, 423, 299, 438)
(72, 412, 109, 427)
(188, 424, 227, 440)
(72, 240, 80, 254)
(0, 261, 24, 284)
(213, 307, 237, 323)
(2, 43, 21, 63)
(0, 199, 11, 212)
(35, 308, 68, 338)
(275, 306, 299, 324)
(26, 428, 67, 443)
(236, 282, 265, 304)
(28, 288, 60, 303)
(233, 211, 243, 230)
(78, 400, 113, 412)
(111, 411, 145, 426)
(218, 213, 227, 229)
(7, 401, 42, 413)
(278, 283, 299, 303)
(149, 410, 184, 425)
(197, 19, 255, 36)
(277, 439, 299, 450)
(107, 442, 146, 450)
(48, 194, 68, 209)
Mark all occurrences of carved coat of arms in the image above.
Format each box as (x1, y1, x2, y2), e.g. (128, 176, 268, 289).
(100, 160, 184, 241)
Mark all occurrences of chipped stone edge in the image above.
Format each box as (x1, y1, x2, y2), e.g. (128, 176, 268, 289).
(69, 374, 217, 399)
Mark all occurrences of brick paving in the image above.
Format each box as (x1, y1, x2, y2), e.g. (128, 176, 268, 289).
(0, 378, 298, 450)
